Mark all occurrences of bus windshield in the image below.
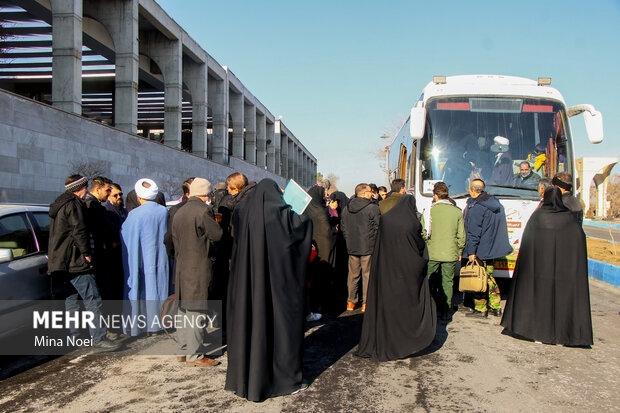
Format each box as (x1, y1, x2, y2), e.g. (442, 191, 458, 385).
(419, 97, 572, 199)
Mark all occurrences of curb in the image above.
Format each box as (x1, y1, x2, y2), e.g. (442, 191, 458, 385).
(588, 259, 620, 287)
(583, 219, 620, 230)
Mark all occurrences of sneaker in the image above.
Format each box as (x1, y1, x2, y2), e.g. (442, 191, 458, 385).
(488, 308, 502, 317)
(465, 310, 488, 319)
(346, 301, 355, 311)
(93, 338, 121, 353)
(306, 312, 322, 322)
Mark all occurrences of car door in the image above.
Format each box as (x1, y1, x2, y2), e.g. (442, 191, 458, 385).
(28, 210, 70, 299)
(0, 212, 50, 339)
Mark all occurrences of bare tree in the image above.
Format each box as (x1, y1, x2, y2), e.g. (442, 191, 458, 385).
(68, 160, 108, 181)
(371, 115, 408, 184)
(158, 177, 182, 200)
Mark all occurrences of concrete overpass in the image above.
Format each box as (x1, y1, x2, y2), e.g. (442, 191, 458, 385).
(0, 0, 316, 201)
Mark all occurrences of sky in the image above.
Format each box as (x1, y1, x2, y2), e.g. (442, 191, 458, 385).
(157, 0, 620, 194)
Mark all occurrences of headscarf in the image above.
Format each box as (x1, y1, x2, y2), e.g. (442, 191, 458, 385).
(541, 187, 568, 212)
(308, 185, 326, 207)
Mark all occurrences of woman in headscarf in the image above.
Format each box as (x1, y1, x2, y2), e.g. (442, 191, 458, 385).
(328, 191, 349, 312)
(356, 194, 436, 361)
(303, 185, 336, 320)
(501, 187, 593, 346)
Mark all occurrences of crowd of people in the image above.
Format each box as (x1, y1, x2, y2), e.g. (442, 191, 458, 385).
(46, 167, 593, 402)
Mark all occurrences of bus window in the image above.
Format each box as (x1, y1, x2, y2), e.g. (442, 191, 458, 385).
(398, 144, 407, 180)
(419, 97, 572, 199)
(407, 142, 417, 188)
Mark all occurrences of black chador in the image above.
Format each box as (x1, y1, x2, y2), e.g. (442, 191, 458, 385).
(501, 187, 593, 346)
(225, 179, 312, 402)
(357, 195, 436, 361)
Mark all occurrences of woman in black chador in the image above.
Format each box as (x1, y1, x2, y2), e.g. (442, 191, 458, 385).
(356, 194, 436, 361)
(501, 187, 593, 346)
(225, 179, 312, 402)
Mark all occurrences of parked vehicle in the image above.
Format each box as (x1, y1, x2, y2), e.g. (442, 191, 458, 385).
(387, 75, 604, 277)
(0, 204, 66, 340)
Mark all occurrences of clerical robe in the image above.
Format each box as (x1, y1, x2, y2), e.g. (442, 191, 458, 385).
(121, 201, 169, 336)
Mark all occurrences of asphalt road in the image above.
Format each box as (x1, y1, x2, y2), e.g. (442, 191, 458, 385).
(0, 279, 618, 412)
(584, 225, 620, 242)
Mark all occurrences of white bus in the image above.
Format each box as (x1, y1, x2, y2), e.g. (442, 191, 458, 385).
(387, 75, 604, 277)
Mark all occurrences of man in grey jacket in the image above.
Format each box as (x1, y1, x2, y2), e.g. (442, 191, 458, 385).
(341, 183, 380, 312)
(172, 177, 223, 367)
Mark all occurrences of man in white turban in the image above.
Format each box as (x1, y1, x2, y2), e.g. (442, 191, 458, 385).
(121, 178, 169, 336)
(489, 136, 513, 186)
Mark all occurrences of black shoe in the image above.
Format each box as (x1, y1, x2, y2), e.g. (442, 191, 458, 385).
(93, 338, 121, 353)
(488, 308, 502, 317)
(465, 310, 488, 318)
(456, 303, 472, 313)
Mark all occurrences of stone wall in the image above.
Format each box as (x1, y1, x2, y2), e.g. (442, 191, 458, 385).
(0, 90, 285, 204)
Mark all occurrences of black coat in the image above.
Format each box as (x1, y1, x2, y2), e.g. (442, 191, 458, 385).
(47, 192, 92, 275)
(225, 179, 312, 402)
(562, 193, 584, 224)
(341, 197, 380, 256)
(164, 197, 188, 257)
(501, 188, 593, 346)
(357, 195, 436, 361)
(84, 194, 116, 263)
(172, 198, 223, 310)
(304, 186, 336, 263)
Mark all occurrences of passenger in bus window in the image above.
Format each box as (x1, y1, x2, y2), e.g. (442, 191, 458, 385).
(512, 161, 540, 190)
(489, 136, 513, 186)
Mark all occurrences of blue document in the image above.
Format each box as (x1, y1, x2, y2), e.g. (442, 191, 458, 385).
(283, 179, 312, 215)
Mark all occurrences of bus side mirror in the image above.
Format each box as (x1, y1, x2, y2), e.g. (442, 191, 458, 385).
(410, 107, 426, 141)
(567, 104, 604, 144)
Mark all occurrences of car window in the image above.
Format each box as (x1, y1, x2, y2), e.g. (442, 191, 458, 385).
(0, 213, 38, 259)
(31, 212, 50, 253)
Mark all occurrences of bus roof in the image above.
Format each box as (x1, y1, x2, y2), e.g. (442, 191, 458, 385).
(419, 75, 565, 105)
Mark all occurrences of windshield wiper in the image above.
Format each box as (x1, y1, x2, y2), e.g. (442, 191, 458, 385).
(486, 184, 537, 192)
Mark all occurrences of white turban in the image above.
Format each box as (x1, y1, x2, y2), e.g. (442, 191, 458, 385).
(134, 178, 159, 201)
(490, 135, 510, 153)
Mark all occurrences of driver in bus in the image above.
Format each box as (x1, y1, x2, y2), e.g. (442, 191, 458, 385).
(512, 161, 540, 190)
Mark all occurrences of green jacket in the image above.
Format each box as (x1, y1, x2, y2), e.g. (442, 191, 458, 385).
(425, 201, 466, 262)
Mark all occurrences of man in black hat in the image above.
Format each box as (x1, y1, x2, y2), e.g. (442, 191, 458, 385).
(48, 174, 118, 351)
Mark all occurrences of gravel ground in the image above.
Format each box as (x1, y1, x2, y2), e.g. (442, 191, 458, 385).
(0, 279, 618, 413)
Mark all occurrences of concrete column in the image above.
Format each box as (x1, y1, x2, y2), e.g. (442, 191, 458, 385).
(275, 121, 283, 176)
(51, 0, 82, 114)
(311, 161, 317, 184)
(303, 154, 308, 187)
(266, 121, 276, 173)
(281, 134, 289, 179)
(256, 112, 266, 168)
(145, 32, 183, 149)
(87, 0, 139, 133)
(229, 92, 244, 158)
(243, 103, 256, 164)
(288, 140, 296, 182)
(208, 76, 228, 163)
(183, 60, 208, 157)
(297, 148, 303, 183)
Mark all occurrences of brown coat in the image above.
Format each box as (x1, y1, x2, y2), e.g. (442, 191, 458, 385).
(172, 197, 223, 310)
